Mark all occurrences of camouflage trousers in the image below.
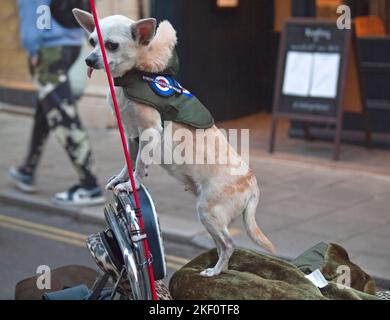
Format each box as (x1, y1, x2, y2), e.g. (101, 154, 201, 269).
(22, 46, 98, 187)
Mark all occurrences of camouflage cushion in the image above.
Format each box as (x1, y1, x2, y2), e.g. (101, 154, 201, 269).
(292, 242, 376, 295)
(169, 248, 379, 300)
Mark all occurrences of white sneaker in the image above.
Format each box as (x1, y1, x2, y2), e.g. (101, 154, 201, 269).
(52, 185, 105, 206)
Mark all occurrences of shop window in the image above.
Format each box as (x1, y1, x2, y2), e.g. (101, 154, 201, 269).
(316, 0, 342, 18)
(216, 0, 239, 8)
(274, 0, 292, 32)
(274, 0, 390, 35)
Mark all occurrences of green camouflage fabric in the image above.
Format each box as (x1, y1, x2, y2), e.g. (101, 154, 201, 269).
(23, 46, 97, 187)
(33, 46, 64, 86)
(292, 242, 376, 295)
(114, 50, 214, 129)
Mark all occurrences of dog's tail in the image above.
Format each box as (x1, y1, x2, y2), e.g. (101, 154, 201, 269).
(243, 194, 276, 254)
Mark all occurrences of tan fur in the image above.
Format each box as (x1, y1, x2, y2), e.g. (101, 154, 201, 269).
(136, 21, 178, 73)
(223, 173, 253, 196)
(74, 10, 275, 277)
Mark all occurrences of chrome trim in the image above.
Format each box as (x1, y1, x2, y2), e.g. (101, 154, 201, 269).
(116, 192, 154, 300)
(104, 204, 146, 299)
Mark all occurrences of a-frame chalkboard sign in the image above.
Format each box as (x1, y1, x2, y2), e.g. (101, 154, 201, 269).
(269, 18, 371, 160)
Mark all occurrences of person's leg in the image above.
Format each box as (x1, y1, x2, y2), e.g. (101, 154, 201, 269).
(41, 82, 98, 187)
(8, 59, 51, 192)
(20, 99, 51, 176)
(36, 46, 99, 188)
(35, 46, 103, 204)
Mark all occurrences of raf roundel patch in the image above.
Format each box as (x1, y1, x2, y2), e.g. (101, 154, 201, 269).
(149, 75, 176, 97)
(176, 81, 193, 98)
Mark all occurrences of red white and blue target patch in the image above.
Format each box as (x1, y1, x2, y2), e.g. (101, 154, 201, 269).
(142, 74, 194, 98)
(149, 75, 176, 97)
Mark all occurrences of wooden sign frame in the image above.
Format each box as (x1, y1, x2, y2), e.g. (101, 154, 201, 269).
(269, 18, 372, 161)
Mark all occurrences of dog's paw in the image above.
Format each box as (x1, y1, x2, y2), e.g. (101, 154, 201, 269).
(200, 268, 221, 278)
(114, 181, 134, 194)
(114, 180, 141, 194)
(106, 174, 126, 191)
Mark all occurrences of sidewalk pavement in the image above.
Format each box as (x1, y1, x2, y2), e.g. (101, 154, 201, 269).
(1, 110, 390, 285)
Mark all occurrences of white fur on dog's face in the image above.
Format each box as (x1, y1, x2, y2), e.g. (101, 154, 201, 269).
(73, 9, 157, 78)
(88, 15, 137, 77)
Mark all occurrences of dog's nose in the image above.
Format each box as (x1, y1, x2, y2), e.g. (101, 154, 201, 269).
(85, 57, 96, 68)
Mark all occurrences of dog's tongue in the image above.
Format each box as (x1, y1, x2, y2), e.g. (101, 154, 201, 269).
(87, 67, 94, 79)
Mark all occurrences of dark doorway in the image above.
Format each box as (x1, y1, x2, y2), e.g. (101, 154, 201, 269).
(151, 0, 278, 121)
(292, 0, 316, 17)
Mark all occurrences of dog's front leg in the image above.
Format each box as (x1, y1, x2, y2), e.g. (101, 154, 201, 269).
(134, 138, 151, 181)
(106, 164, 128, 191)
(114, 128, 158, 193)
(106, 138, 139, 191)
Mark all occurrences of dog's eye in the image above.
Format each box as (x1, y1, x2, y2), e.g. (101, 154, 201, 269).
(105, 41, 119, 51)
(89, 38, 96, 47)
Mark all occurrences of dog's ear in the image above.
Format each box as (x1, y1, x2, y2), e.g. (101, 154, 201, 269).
(72, 9, 95, 34)
(131, 18, 157, 46)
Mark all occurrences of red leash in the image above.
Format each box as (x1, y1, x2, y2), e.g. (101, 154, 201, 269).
(89, 0, 157, 300)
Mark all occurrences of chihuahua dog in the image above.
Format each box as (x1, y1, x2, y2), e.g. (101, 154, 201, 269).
(73, 9, 275, 277)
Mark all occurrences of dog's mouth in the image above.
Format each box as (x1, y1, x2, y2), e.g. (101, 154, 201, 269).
(87, 64, 109, 78)
(87, 66, 94, 79)
(87, 61, 113, 79)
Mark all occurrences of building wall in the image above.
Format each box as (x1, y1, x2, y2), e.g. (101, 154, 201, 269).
(0, 0, 31, 86)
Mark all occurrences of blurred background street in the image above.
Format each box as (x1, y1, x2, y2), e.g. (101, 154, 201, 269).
(1, 0, 390, 299)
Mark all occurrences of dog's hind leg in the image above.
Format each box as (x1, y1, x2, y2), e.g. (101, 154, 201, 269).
(197, 203, 235, 277)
